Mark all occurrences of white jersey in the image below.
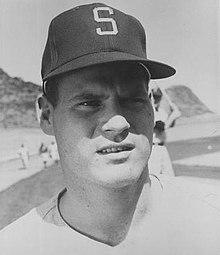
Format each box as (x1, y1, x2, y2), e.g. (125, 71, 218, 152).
(18, 147, 29, 159)
(49, 143, 59, 161)
(148, 144, 174, 176)
(1, 175, 220, 255)
(154, 107, 168, 123)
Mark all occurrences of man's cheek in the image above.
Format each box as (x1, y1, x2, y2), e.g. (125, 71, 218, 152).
(78, 137, 95, 159)
(55, 131, 78, 159)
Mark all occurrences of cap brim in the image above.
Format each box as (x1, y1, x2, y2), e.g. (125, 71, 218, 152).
(43, 51, 176, 81)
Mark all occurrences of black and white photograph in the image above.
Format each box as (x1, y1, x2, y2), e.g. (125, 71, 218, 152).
(0, 0, 220, 254)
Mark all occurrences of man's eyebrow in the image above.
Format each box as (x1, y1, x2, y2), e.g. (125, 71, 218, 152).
(126, 89, 148, 97)
(68, 92, 108, 101)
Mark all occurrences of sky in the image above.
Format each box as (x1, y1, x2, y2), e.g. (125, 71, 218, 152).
(0, 0, 219, 112)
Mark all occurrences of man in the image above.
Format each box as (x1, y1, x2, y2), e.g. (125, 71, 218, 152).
(1, 3, 219, 254)
(39, 142, 49, 168)
(48, 141, 59, 165)
(148, 121, 175, 176)
(17, 143, 29, 169)
(151, 85, 181, 129)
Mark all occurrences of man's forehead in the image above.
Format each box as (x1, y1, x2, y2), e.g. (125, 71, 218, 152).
(59, 80, 148, 101)
(58, 68, 148, 98)
(58, 63, 150, 88)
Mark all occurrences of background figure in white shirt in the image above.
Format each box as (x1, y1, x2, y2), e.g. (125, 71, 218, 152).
(18, 144, 29, 169)
(48, 141, 59, 165)
(148, 121, 175, 176)
(39, 142, 49, 168)
(151, 85, 181, 129)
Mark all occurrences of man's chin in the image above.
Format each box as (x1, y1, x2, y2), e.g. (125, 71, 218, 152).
(91, 163, 147, 189)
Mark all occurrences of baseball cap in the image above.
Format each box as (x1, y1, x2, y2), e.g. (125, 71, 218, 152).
(41, 3, 176, 82)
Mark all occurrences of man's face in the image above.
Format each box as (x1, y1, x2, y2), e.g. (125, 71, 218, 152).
(52, 63, 154, 189)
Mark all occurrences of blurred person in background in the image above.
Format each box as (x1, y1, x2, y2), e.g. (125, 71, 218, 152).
(148, 120, 174, 176)
(48, 141, 59, 165)
(17, 143, 29, 169)
(151, 83, 181, 129)
(39, 142, 49, 168)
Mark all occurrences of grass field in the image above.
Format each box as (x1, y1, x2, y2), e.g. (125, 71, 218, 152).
(0, 163, 64, 229)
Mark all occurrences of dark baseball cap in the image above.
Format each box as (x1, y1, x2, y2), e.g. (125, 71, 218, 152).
(41, 3, 176, 82)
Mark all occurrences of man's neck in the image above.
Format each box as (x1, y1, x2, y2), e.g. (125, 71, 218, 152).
(59, 172, 150, 246)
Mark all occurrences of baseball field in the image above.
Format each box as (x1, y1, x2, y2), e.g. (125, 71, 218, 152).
(1, 119, 220, 230)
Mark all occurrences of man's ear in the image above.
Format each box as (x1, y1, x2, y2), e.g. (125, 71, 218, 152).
(38, 95, 54, 136)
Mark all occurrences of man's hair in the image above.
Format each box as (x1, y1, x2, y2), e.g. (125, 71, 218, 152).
(43, 78, 59, 108)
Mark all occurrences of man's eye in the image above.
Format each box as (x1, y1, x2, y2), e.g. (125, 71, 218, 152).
(77, 100, 102, 108)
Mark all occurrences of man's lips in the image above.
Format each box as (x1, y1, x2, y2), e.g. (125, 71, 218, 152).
(97, 144, 135, 155)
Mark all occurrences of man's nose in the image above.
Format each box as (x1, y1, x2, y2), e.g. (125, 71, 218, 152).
(101, 115, 130, 142)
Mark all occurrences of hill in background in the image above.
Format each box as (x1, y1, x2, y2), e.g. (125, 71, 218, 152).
(0, 68, 41, 128)
(0, 68, 214, 128)
(165, 85, 211, 117)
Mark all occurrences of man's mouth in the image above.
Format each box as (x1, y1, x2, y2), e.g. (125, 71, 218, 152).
(97, 145, 134, 155)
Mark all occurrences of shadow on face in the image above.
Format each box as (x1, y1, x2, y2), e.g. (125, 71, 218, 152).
(40, 62, 154, 188)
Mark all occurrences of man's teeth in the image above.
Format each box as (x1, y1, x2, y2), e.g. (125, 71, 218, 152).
(99, 147, 130, 154)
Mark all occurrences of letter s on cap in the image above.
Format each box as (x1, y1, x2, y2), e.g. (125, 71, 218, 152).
(93, 7, 118, 35)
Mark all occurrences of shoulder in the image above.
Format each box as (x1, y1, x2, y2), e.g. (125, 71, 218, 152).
(1, 208, 41, 233)
(0, 189, 68, 254)
(154, 175, 220, 230)
(0, 209, 42, 253)
(159, 175, 220, 211)
(140, 175, 220, 254)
